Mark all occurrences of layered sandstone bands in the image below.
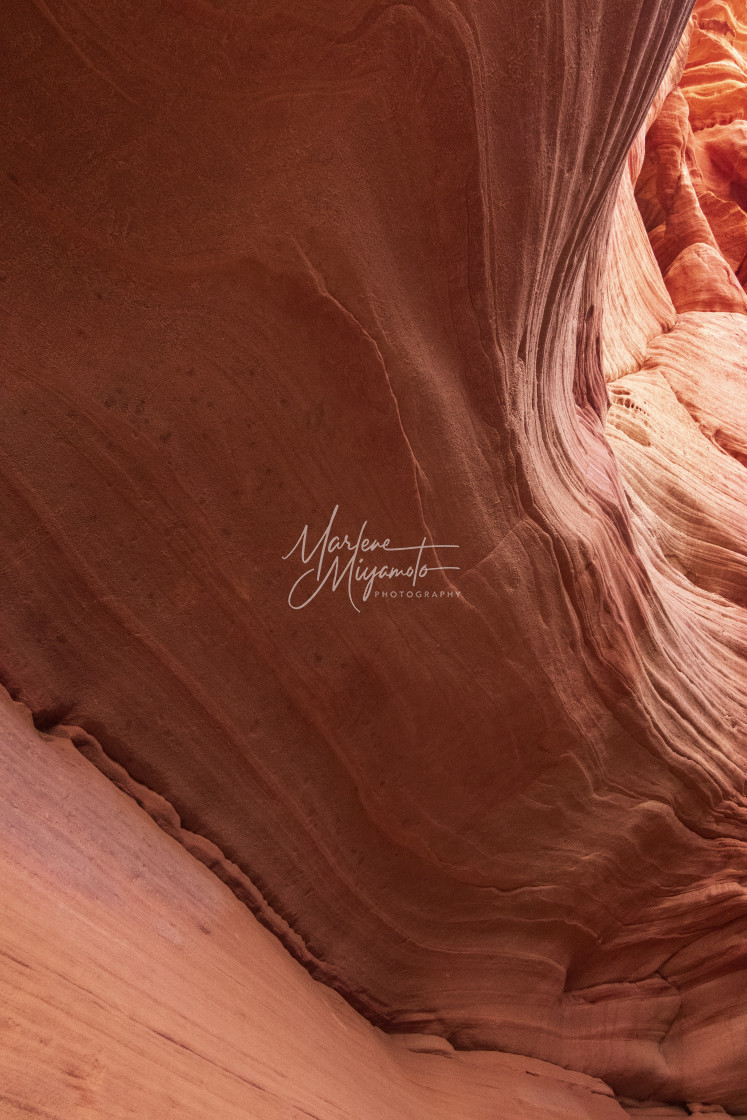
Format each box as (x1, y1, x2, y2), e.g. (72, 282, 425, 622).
(600, 5, 747, 1106)
(2, 688, 635, 1120)
(3, 689, 745, 1118)
(1, 0, 746, 1116)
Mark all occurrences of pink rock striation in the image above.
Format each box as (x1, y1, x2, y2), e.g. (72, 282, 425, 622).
(0, 685, 641, 1119)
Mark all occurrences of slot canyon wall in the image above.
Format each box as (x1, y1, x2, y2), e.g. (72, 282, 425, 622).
(1, 0, 746, 1116)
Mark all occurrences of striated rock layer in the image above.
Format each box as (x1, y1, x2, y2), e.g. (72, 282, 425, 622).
(1, 0, 747, 1114)
(1, 686, 634, 1120)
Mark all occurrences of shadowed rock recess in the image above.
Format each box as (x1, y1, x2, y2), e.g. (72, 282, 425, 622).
(1, 0, 746, 1116)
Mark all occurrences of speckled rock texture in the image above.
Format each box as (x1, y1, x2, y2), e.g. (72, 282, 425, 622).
(1, 0, 746, 1115)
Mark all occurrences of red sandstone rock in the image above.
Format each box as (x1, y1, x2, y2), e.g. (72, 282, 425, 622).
(681, 10, 747, 129)
(692, 119, 747, 204)
(644, 312, 747, 464)
(0, 687, 633, 1119)
(0, 0, 746, 1116)
(663, 240, 747, 311)
(690, 184, 747, 274)
(603, 163, 676, 383)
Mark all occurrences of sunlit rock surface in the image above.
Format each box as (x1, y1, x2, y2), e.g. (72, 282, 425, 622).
(0, 0, 746, 1115)
(1, 686, 634, 1120)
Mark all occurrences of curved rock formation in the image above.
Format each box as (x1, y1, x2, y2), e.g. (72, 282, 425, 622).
(1, 685, 634, 1120)
(1, 0, 746, 1115)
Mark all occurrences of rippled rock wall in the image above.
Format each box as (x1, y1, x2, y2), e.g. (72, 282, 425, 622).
(1, 0, 746, 1115)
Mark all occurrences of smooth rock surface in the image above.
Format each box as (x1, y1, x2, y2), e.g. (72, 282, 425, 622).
(0, 686, 630, 1120)
(1, 0, 746, 1114)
